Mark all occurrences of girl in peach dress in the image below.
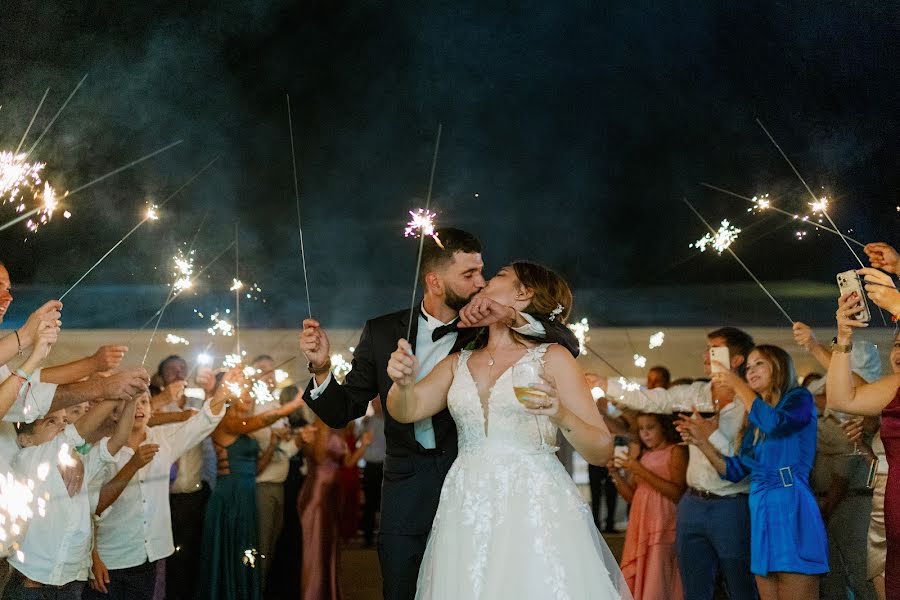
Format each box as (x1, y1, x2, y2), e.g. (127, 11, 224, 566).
(610, 413, 688, 600)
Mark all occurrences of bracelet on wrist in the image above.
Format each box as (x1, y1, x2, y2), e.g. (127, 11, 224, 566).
(13, 330, 23, 356)
(308, 359, 332, 375)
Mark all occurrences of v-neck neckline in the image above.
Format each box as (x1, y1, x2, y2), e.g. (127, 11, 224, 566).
(463, 349, 531, 437)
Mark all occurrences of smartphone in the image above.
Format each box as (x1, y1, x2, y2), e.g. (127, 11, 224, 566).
(709, 346, 730, 374)
(836, 270, 871, 322)
(614, 445, 629, 461)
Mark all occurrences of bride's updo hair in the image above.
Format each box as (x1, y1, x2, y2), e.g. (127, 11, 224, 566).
(510, 261, 573, 324)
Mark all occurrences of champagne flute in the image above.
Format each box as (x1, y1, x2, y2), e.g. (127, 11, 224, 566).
(834, 412, 864, 456)
(511, 360, 559, 452)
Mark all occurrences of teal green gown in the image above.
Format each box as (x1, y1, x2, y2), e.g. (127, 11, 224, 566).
(198, 434, 261, 600)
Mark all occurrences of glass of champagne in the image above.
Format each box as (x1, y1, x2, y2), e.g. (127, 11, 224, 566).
(835, 412, 864, 456)
(511, 360, 559, 452)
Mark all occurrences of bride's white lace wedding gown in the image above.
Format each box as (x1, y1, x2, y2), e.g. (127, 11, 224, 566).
(415, 345, 632, 600)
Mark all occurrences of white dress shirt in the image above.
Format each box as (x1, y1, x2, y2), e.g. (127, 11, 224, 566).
(310, 306, 545, 449)
(95, 401, 224, 570)
(8, 427, 118, 585)
(0, 365, 58, 476)
(160, 397, 211, 494)
(250, 400, 300, 485)
(608, 379, 750, 495)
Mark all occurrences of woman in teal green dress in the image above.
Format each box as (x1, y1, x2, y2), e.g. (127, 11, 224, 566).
(198, 370, 307, 600)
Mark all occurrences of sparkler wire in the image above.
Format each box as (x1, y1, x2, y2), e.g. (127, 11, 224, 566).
(699, 182, 865, 248)
(0, 140, 185, 232)
(683, 198, 794, 325)
(58, 156, 217, 300)
(286, 95, 312, 319)
(755, 119, 866, 268)
(16, 88, 50, 154)
(24, 74, 88, 160)
(406, 124, 443, 340)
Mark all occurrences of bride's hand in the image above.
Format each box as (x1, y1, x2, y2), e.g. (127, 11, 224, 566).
(522, 379, 565, 423)
(386, 339, 418, 387)
(457, 296, 517, 329)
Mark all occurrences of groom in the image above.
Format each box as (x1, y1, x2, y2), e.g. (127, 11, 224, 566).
(299, 228, 577, 600)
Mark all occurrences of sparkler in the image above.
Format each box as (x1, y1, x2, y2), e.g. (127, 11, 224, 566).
(633, 354, 647, 368)
(648, 331, 665, 349)
(15, 88, 50, 154)
(689, 219, 741, 254)
(567, 318, 590, 356)
(286, 95, 313, 319)
(206, 312, 234, 337)
(234, 222, 241, 354)
(0, 152, 59, 234)
(330, 353, 353, 383)
(699, 182, 865, 247)
(0, 140, 185, 233)
(406, 124, 443, 340)
(404, 209, 443, 248)
(684, 198, 794, 325)
(755, 119, 867, 268)
(57, 156, 216, 301)
(23, 73, 88, 161)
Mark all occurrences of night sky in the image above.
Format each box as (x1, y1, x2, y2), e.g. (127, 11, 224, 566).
(0, 2, 898, 326)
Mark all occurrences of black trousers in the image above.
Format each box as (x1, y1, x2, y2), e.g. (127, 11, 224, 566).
(588, 464, 618, 531)
(377, 532, 429, 600)
(82, 560, 157, 600)
(166, 483, 210, 600)
(361, 461, 383, 545)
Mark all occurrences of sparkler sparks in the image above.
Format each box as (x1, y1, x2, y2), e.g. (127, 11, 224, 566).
(146, 204, 159, 221)
(330, 354, 352, 383)
(0, 152, 61, 234)
(633, 354, 647, 368)
(274, 369, 289, 385)
(404, 209, 443, 248)
(230, 278, 243, 292)
(616, 377, 642, 392)
(222, 352, 245, 368)
(206, 312, 234, 337)
(567, 318, 590, 356)
(165, 334, 190, 346)
(172, 249, 195, 293)
(809, 196, 828, 214)
(690, 219, 741, 254)
(648, 331, 665, 349)
(747, 194, 771, 213)
(250, 380, 274, 405)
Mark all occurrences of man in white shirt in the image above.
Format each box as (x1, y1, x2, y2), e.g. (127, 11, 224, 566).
(248, 355, 302, 593)
(596, 326, 758, 600)
(87, 387, 226, 600)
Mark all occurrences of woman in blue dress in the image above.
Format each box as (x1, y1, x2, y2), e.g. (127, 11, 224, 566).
(687, 344, 827, 599)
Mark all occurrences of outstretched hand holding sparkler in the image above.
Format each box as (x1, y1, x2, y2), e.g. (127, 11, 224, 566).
(864, 242, 900, 275)
(298, 319, 332, 381)
(858, 268, 900, 317)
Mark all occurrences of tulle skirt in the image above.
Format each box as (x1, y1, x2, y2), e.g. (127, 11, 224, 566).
(415, 442, 632, 600)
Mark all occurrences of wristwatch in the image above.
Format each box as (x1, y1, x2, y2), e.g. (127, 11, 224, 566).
(308, 359, 332, 375)
(831, 337, 853, 353)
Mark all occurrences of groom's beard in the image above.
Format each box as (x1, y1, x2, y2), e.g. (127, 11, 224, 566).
(445, 287, 475, 312)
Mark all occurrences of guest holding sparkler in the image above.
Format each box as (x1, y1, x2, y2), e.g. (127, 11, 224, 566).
(4, 395, 138, 599)
(595, 327, 758, 600)
(197, 370, 306, 600)
(826, 287, 900, 593)
(684, 345, 828, 599)
(83, 375, 226, 600)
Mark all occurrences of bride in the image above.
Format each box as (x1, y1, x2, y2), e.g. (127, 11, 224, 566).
(387, 261, 632, 599)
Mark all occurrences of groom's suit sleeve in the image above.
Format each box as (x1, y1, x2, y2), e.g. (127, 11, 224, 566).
(303, 321, 379, 429)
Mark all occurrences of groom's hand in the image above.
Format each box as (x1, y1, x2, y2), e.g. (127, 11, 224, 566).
(457, 296, 517, 328)
(387, 339, 418, 387)
(299, 319, 331, 371)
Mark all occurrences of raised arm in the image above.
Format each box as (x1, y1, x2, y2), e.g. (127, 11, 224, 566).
(826, 292, 899, 416)
(301, 319, 380, 428)
(95, 444, 159, 514)
(40, 345, 127, 385)
(0, 321, 56, 420)
(385, 339, 454, 424)
(0, 300, 61, 366)
(47, 368, 150, 414)
(615, 444, 688, 503)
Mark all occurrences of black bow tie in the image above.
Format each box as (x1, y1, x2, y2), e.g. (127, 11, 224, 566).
(420, 308, 460, 342)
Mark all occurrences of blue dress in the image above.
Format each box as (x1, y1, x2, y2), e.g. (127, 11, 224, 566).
(198, 434, 261, 600)
(722, 386, 829, 576)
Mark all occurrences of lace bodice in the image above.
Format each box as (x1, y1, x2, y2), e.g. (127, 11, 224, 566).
(448, 344, 557, 454)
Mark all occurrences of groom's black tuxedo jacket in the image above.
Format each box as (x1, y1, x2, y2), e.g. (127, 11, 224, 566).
(304, 308, 577, 535)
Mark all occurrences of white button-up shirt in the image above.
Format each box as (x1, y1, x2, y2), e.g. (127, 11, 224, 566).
(94, 402, 224, 570)
(0, 365, 58, 476)
(608, 379, 750, 495)
(251, 400, 300, 485)
(8, 426, 118, 585)
(160, 396, 213, 494)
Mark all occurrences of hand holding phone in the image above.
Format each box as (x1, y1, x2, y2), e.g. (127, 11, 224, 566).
(837, 270, 871, 322)
(709, 346, 730, 374)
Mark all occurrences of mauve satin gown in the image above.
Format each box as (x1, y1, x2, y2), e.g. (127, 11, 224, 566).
(879, 386, 900, 592)
(298, 429, 348, 600)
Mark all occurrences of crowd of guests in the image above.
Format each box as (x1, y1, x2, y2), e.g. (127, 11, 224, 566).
(0, 235, 898, 600)
(587, 241, 900, 600)
(0, 259, 387, 600)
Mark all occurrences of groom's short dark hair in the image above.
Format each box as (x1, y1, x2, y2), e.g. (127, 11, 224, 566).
(420, 228, 482, 279)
